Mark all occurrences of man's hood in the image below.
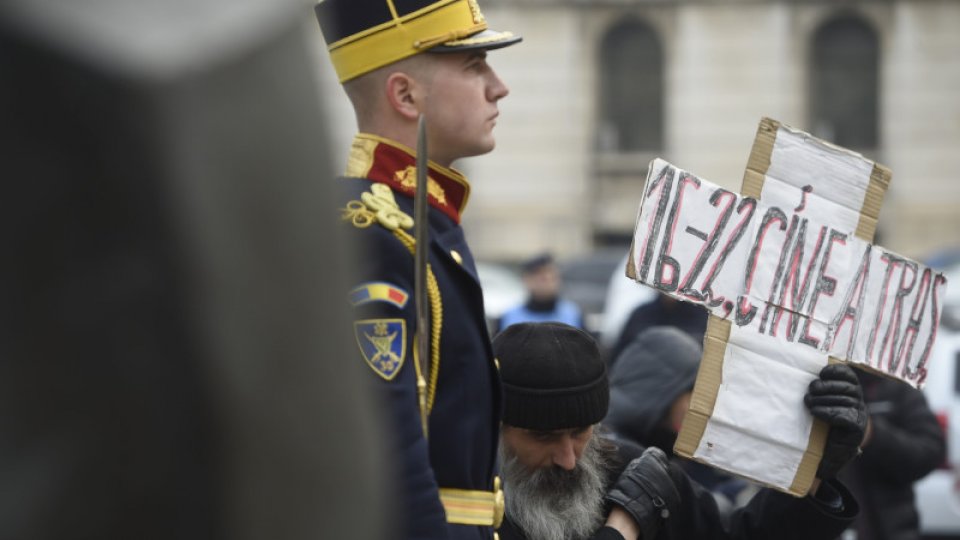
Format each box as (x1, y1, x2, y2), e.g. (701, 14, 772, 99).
(604, 326, 701, 446)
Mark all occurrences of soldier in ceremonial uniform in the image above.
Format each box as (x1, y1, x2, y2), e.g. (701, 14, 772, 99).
(313, 1, 520, 538)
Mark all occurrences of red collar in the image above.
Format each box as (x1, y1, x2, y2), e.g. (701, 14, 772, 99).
(345, 133, 471, 224)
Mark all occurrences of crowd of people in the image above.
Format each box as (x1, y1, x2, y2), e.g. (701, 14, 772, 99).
(315, 1, 946, 539)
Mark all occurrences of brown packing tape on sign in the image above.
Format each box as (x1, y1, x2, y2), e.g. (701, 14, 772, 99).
(856, 163, 892, 242)
(625, 242, 637, 280)
(740, 117, 779, 199)
(792, 419, 829, 496)
(740, 169, 766, 203)
(788, 358, 848, 494)
(792, 421, 829, 495)
(674, 315, 728, 459)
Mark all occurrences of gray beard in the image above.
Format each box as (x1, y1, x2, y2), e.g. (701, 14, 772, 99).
(500, 435, 609, 540)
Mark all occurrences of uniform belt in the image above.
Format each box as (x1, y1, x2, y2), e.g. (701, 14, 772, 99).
(438, 477, 504, 528)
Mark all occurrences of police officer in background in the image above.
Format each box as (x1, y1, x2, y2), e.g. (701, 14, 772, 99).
(313, 1, 520, 538)
(496, 253, 584, 334)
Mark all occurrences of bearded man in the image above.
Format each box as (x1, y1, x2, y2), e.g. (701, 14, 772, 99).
(494, 322, 867, 540)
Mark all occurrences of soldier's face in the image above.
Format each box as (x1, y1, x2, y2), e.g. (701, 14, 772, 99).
(421, 50, 509, 165)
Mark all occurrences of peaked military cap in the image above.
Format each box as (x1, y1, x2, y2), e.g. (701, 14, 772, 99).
(315, 0, 521, 83)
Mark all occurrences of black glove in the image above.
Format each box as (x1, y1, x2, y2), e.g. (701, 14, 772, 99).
(604, 447, 680, 539)
(804, 363, 867, 479)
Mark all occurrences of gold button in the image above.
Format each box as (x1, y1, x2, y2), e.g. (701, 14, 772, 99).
(494, 358, 500, 371)
(450, 250, 463, 264)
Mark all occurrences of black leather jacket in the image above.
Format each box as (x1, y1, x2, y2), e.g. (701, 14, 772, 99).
(839, 371, 945, 540)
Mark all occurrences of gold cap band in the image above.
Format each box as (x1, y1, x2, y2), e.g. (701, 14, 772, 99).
(328, 0, 486, 83)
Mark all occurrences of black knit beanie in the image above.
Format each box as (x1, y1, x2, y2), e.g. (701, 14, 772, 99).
(493, 322, 609, 431)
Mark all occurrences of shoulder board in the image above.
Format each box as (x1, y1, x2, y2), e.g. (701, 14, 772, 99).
(341, 183, 413, 232)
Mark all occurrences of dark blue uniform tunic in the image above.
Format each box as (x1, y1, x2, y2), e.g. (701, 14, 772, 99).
(340, 134, 501, 540)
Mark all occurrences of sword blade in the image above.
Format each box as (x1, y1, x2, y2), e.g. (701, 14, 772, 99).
(414, 115, 430, 436)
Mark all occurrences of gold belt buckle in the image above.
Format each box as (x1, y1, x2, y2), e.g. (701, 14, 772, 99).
(493, 476, 504, 529)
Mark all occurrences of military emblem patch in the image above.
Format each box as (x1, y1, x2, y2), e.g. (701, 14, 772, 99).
(355, 319, 406, 380)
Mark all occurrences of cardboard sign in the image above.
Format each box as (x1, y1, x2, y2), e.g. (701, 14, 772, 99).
(628, 118, 949, 495)
(631, 158, 945, 386)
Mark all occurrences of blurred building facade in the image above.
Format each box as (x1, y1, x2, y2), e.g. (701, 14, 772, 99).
(310, 0, 960, 263)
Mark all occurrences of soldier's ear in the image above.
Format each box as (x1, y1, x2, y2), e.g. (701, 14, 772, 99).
(384, 72, 422, 121)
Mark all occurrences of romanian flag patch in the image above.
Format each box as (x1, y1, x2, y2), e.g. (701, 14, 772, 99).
(349, 282, 409, 309)
(354, 319, 406, 380)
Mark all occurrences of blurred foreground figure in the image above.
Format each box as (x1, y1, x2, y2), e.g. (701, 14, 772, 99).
(0, 1, 387, 538)
(494, 322, 866, 540)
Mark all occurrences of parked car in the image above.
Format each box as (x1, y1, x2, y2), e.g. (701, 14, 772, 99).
(917, 259, 960, 539)
(917, 328, 960, 539)
(939, 260, 960, 335)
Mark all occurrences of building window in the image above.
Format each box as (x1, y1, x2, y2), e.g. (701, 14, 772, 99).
(809, 15, 879, 150)
(598, 19, 663, 153)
